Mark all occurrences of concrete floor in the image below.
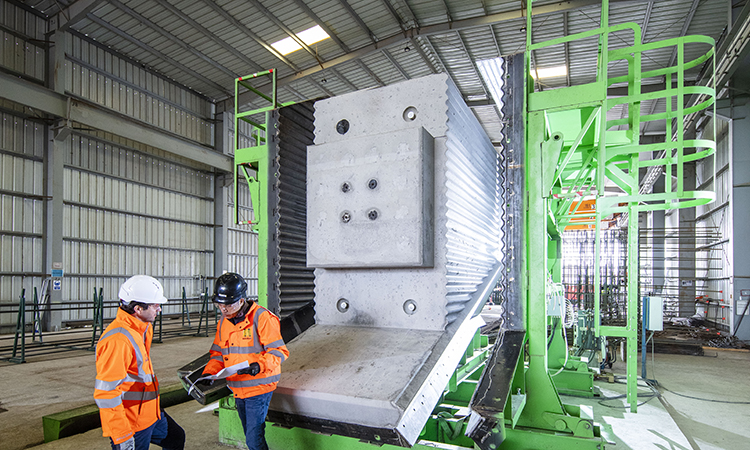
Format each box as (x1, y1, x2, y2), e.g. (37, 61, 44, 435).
(1, 335, 748, 450)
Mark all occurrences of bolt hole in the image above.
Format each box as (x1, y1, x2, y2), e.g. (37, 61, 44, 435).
(341, 182, 351, 193)
(403, 299, 417, 315)
(341, 211, 351, 223)
(367, 209, 378, 220)
(336, 119, 350, 135)
(368, 178, 378, 189)
(402, 106, 418, 122)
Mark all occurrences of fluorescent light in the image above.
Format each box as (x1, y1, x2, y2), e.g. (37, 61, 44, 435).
(271, 25, 330, 56)
(476, 57, 505, 110)
(532, 65, 567, 79)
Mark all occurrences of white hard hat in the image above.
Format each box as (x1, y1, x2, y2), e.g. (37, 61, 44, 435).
(119, 275, 168, 305)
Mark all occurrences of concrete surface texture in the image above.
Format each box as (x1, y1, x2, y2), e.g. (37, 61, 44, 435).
(2, 336, 749, 450)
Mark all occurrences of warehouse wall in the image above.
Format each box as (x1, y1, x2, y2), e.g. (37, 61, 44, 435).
(0, 2, 251, 330)
(695, 117, 732, 330)
(0, 3, 52, 322)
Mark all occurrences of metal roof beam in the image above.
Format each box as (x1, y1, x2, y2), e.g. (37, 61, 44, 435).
(248, 0, 324, 65)
(388, 0, 420, 28)
(380, 0, 408, 33)
(330, 67, 358, 92)
(0, 72, 232, 172)
(668, 0, 700, 66)
(290, 0, 350, 52)
(108, 0, 238, 79)
(200, 0, 301, 72)
(410, 37, 439, 74)
(53, 0, 104, 31)
(85, 13, 230, 96)
(158, 0, 264, 74)
(337, 0, 378, 43)
(356, 60, 385, 86)
(381, 49, 410, 80)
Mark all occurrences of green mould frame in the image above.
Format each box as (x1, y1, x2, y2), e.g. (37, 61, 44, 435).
(233, 69, 294, 308)
(526, 0, 716, 412)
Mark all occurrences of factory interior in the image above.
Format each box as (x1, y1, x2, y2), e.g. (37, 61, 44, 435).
(1, 0, 750, 449)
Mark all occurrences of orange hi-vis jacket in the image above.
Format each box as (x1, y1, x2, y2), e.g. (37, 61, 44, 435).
(204, 302, 289, 399)
(94, 308, 161, 445)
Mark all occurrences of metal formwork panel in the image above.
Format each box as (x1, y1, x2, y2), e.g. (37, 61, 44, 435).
(270, 74, 501, 446)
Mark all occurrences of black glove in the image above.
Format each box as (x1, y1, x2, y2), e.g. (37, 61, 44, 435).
(194, 378, 214, 389)
(237, 362, 261, 376)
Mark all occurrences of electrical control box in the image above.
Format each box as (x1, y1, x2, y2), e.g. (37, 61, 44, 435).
(643, 296, 664, 331)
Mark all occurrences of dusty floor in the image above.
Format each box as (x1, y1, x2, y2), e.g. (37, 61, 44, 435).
(2, 334, 748, 450)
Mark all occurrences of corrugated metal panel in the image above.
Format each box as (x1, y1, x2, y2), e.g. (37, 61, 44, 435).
(266, 0, 345, 65)
(696, 118, 731, 328)
(428, 32, 486, 96)
(349, 0, 402, 39)
(66, 34, 215, 146)
(0, 1, 47, 81)
(448, 0, 489, 21)
(57, 131, 214, 321)
(444, 77, 502, 324)
(273, 101, 316, 319)
(406, 0, 452, 26)
(228, 178, 258, 297)
(0, 110, 45, 325)
(305, 0, 375, 51)
(471, 105, 503, 143)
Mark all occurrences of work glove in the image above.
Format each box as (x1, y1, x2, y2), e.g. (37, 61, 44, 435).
(194, 378, 214, 389)
(237, 362, 261, 376)
(116, 437, 135, 450)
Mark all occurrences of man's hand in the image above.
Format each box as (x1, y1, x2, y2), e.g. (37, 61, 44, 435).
(237, 362, 261, 376)
(116, 437, 135, 450)
(194, 378, 214, 390)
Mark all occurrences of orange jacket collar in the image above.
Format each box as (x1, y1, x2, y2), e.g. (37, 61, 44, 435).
(115, 308, 150, 334)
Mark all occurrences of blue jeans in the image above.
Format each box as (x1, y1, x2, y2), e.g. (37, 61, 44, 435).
(110, 411, 185, 450)
(235, 391, 273, 450)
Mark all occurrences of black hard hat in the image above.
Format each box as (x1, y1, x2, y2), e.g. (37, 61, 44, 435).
(212, 272, 248, 305)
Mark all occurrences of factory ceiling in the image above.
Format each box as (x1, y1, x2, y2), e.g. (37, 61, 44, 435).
(17, 0, 730, 143)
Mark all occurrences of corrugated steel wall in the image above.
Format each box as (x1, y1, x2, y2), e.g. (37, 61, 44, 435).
(0, 2, 47, 326)
(0, 111, 45, 323)
(0, 1, 227, 328)
(61, 130, 215, 322)
(696, 118, 732, 329)
(65, 33, 214, 146)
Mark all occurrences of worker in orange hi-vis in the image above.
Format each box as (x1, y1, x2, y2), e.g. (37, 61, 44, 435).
(94, 275, 185, 450)
(195, 272, 289, 450)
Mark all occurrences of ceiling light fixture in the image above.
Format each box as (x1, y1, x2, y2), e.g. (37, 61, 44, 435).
(271, 25, 330, 56)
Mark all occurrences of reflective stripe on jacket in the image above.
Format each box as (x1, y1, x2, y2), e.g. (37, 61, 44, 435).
(94, 308, 161, 444)
(204, 302, 289, 399)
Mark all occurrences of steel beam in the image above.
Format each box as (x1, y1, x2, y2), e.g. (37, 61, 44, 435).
(0, 73, 233, 172)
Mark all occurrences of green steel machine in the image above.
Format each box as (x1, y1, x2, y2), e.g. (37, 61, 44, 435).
(184, 0, 716, 448)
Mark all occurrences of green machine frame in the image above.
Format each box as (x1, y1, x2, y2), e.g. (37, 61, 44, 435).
(233, 69, 295, 308)
(525, 0, 715, 412)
